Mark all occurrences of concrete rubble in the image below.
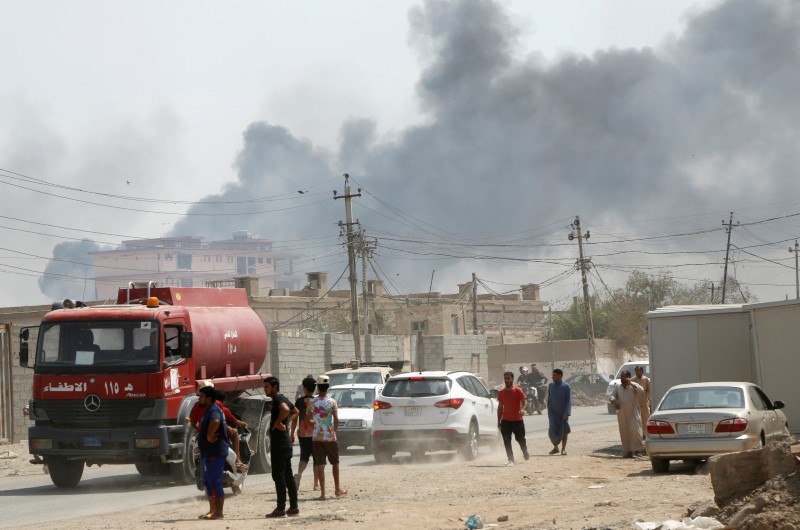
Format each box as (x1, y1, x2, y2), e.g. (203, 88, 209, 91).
(687, 436, 800, 530)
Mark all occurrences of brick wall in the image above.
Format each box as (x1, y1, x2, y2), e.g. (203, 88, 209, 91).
(418, 335, 488, 381)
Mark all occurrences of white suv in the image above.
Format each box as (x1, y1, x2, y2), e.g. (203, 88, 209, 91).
(371, 371, 499, 463)
(605, 360, 651, 414)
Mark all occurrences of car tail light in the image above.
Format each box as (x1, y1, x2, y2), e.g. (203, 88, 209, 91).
(715, 417, 748, 433)
(647, 419, 675, 435)
(374, 400, 392, 410)
(434, 398, 464, 409)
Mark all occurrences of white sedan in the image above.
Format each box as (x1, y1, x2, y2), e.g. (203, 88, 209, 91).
(645, 381, 790, 473)
(329, 383, 383, 453)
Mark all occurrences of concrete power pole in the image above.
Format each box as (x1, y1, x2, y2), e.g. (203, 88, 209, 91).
(472, 272, 478, 335)
(569, 216, 596, 374)
(791, 240, 800, 300)
(334, 173, 362, 360)
(721, 212, 738, 304)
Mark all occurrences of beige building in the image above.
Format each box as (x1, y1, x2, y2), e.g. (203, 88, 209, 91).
(91, 231, 301, 299)
(253, 271, 548, 339)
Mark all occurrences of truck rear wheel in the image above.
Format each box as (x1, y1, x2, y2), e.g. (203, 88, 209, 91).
(49, 457, 84, 488)
(170, 428, 197, 485)
(249, 412, 272, 474)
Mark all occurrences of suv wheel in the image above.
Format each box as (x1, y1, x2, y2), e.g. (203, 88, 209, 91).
(462, 421, 479, 460)
(374, 448, 393, 464)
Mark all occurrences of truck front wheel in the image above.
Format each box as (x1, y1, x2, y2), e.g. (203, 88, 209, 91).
(48, 457, 84, 488)
(249, 412, 272, 474)
(170, 428, 197, 485)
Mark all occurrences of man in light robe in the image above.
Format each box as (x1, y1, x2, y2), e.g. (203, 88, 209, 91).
(632, 365, 651, 440)
(610, 370, 645, 458)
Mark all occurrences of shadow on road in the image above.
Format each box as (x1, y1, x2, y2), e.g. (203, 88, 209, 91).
(0, 472, 184, 497)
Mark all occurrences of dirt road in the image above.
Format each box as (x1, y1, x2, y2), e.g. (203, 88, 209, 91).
(1, 421, 715, 530)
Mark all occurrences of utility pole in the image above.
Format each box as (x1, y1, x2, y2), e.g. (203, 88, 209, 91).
(790, 240, 800, 300)
(334, 173, 362, 360)
(569, 216, 596, 374)
(721, 212, 738, 303)
(472, 272, 478, 335)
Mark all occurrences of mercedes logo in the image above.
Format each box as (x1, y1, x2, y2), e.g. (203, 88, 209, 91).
(84, 394, 101, 412)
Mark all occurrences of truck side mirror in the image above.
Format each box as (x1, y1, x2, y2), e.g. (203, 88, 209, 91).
(180, 331, 193, 359)
(19, 342, 29, 367)
(19, 327, 31, 367)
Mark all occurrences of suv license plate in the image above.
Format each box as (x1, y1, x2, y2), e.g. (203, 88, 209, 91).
(405, 406, 421, 416)
(83, 436, 101, 447)
(686, 423, 706, 434)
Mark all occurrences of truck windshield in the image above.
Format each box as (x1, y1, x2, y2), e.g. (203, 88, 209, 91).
(35, 321, 161, 373)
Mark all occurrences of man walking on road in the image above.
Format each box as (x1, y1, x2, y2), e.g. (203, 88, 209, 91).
(547, 368, 572, 455)
(632, 365, 651, 440)
(263, 376, 300, 518)
(496, 371, 530, 466)
(611, 370, 646, 458)
(311, 375, 348, 500)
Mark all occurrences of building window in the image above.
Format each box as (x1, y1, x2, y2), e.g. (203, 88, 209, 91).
(411, 320, 428, 332)
(203, 255, 211, 262)
(180, 278, 193, 287)
(451, 314, 459, 335)
(266, 258, 272, 264)
(216, 256, 222, 263)
(177, 253, 192, 270)
(164, 253, 173, 261)
(258, 257, 264, 264)
(227, 256, 234, 264)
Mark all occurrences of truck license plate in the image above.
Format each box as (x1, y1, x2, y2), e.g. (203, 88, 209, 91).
(686, 423, 706, 434)
(83, 436, 101, 447)
(405, 406, 421, 416)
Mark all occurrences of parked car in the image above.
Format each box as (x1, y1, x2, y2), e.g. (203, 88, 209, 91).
(326, 365, 399, 387)
(371, 371, 499, 463)
(328, 383, 383, 453)
(564, 372, 613, 395)
(606, 360, 651, 414)
(645, 382, 790, 473)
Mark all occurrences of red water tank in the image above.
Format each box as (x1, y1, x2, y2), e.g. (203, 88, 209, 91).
(120, 286, 268, 378)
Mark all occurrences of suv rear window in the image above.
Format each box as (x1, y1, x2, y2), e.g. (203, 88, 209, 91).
(383, 378, 450, 398)
(328, 372, 384, 386)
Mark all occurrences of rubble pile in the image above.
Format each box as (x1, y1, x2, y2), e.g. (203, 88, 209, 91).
(715, 471, 800, 529)
(570, 388, 608, 407)
(689, 439, 800, 530)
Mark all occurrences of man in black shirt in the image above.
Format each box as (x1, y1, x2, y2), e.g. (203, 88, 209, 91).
(263, 376, 300, 518)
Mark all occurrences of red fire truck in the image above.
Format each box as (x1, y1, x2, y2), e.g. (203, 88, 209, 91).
(19, 283, 272, 488)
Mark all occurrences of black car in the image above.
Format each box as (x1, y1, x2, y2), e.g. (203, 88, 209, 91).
(564, 372, 613, 395)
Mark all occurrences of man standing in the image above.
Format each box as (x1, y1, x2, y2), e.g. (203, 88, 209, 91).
(197, 385, 228, 520)
(189, 381, 247, 470)
(547, 369, 572, 455)
(632, 365, 652, 440)
(290, 375, 319, 491)
(263, 376, 300, 518)
(610, 370, 646, 458)
(496, 371, 530, 466)
(311, 375, 348, 500)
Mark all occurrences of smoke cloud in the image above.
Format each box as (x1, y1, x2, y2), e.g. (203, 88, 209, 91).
(48, 0, 800, 300)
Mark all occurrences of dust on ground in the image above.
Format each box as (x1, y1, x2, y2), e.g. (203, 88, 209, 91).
(3, 421, 797, 529)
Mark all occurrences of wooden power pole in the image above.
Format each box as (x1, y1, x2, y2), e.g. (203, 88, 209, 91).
(569, 216, 596, 374)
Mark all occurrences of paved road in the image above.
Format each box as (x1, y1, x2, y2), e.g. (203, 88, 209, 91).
(0, 405, 614, 528)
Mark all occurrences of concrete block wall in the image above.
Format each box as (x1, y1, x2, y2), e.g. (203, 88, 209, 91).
(419, 335, 488, 381)
(269, 330, 327, 391)
(12, 366, 34, 442)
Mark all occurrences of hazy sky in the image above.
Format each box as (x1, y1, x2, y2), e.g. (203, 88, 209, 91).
(4, 0, 800, 309)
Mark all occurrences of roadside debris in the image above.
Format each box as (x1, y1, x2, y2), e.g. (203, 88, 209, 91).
(634, 516, 725, 529)
(465, 514, 484, 529)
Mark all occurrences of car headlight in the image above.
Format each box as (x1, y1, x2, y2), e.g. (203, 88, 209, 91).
(345, 420, 367, 429)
